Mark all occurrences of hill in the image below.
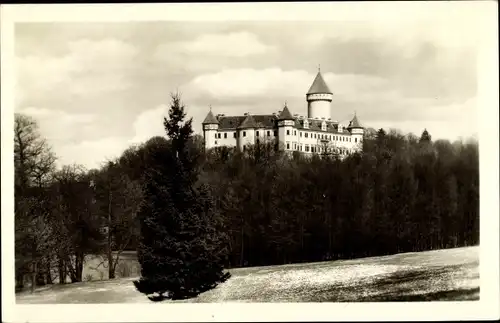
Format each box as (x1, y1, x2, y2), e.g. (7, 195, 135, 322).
(16, 246, 479, 303)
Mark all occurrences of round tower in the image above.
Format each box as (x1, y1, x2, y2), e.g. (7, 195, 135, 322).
(306, 68, 333, 120)
(347, 112, 364, 152)
(277, 104, 296, 152)
(202, 107, 219, 150)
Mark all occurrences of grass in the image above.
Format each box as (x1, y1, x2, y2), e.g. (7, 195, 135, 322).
(16, 246, 479, 303)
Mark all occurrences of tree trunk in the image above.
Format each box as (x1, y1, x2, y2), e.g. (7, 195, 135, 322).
(108, 190, 115, 279)
(15, 267, 25, 291)
(58, 257, 66, 284)
(36, 264, 46, 286)
(239, 228, 244, 267)
(76, 254, 84, 282)
(46, 261, 53, 284)
(30, 261, 37, 294)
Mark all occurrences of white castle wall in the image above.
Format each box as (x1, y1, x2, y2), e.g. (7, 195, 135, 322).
(307, 93, 333, 120)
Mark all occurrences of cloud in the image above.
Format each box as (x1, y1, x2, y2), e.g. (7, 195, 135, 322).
(185, 68, 392, 101)
(57, 137, 129, 170)
(129, 105, 169, 145)
(17, 107, 96, 144)
(366, 97, 477, 140)
(186, 68, 312, 98)
(156, 31, 274, 58)
(151, 31, 278, 73)
(16, 38, 138, 106)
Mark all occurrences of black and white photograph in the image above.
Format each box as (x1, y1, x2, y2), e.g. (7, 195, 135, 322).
(1, 2, 498, 322)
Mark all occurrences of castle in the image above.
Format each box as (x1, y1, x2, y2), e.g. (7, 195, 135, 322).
(202, 69, 364, 156)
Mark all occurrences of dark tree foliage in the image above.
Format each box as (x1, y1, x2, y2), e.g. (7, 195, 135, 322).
(201, 128, 479, 268)
(134, 93, 230, 301)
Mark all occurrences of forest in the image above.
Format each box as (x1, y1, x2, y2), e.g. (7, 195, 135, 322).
(14, 97, 479, 293)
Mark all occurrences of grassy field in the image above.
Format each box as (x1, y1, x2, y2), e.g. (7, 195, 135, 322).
(16, 246, 479, 303)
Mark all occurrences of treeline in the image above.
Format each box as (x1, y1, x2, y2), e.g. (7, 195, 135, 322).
(202, 128, 479, 267)
(15, 114, 143, 291)
(14, 109, 479, 292)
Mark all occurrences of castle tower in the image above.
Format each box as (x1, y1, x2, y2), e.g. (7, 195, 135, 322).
(347, 112, 364, 151)
(202, 107, 219, 150)
(306, 68, 333, 120)
(277, 104, 295, 151)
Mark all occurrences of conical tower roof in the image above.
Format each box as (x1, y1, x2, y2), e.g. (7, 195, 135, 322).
(307, 71, 332, 95)
(277, 104, 294, 120)
(238, 114, 258, 129)
(202, 109, 219, 124)
(348, 113, 363, 128)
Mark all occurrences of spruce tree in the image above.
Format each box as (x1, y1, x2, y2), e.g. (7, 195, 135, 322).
(134, 93, 230, 301)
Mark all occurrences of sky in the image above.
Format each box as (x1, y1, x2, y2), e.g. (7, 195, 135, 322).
(14, 8, 482, 170)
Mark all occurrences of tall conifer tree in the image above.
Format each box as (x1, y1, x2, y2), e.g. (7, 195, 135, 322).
(134, 93, 230, 301)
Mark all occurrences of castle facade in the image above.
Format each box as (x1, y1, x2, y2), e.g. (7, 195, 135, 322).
(202, 70, 364, 156)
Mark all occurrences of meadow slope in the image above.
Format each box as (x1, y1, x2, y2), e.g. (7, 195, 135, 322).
(16, 246, 479, 303)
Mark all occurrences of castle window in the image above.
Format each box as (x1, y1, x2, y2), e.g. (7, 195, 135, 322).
(274, 130, 278, 136)
(243, 131, 246, 137)
(305, 145, 310, 152)
(294, 131, 297, 136)
(234, 132, 237, 138)
(267, 131, 270, 136)
(299, 144, 303, 151)
(287, 130, 290, 135)
(305, 133, 308, 138)
(256, 131, 259, 137)
(294, 143, 297, 150)
(300, 132, 302, 137)
(314, 133, 316, 139)
(286, 142, 290, 149)
(215, 140, 218, 145)
(224, 133, 227, 139)
(355, 138, 358, 143)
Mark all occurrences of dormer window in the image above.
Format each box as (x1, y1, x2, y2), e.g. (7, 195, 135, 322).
(321, 121, 327, 131)
(338, 124, 343, 132)
(304, 120, 309, 129)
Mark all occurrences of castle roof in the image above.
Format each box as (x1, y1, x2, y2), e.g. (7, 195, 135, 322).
(294, 119, 349, 135)
(213, 113, 354, 135)
(238, 114, 259, 129)
(202, 110, 219, 124)
(216, 115, 277, 130)
(277, 105, 294, 120)
(307, 71, 332, 95)
(348, 114, 363, 128)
